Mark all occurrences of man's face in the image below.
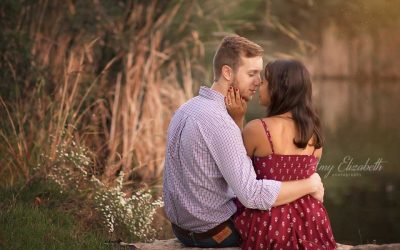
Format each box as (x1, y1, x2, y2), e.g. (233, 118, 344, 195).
(232, 56, 263, 101)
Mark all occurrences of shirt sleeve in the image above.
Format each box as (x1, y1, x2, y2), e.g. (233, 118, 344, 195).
(198, 114, 282, 210)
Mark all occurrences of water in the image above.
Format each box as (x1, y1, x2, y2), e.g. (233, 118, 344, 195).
(247, 79, 400, 244)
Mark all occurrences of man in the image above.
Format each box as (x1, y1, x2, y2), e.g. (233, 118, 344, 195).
(163, 36, 324, 248)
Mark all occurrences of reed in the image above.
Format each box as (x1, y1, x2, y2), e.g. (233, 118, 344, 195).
(0, 0, 204, 186)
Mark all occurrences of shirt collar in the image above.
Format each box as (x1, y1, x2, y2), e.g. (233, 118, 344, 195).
(199, 86, 225, 104)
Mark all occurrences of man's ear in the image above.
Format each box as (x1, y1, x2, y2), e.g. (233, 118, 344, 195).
(221, 65, 233, 82)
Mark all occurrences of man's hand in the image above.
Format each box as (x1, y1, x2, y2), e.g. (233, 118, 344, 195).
(311, 185, 324, 203)
(225, 87, 247, 130)
(309, 173, 324, 203)
(273, 173, 325, 207)
(273, 172, 325, 207)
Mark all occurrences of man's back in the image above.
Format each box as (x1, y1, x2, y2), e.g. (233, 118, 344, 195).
(163, 87, 239, 232)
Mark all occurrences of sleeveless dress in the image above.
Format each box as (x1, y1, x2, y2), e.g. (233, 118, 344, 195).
(234, 119, 336, 250)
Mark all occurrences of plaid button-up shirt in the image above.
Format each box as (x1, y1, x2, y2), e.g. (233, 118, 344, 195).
(163, 86, 281, 232)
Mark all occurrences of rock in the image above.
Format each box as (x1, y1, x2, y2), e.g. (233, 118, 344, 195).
(134, 238, 395, 250)
(134, 238, 238, 249)
(351, 244, 400, 250)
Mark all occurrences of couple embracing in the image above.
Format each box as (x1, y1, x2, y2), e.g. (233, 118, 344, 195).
(163, 36, 336, 249)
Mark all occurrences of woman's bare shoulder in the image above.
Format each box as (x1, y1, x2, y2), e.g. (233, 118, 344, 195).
(243, 119, 264, 136)
(244, 117, 286, 135)
(263, 116, 288, 133)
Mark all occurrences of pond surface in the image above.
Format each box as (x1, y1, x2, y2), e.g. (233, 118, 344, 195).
(247, 79, 400, 244)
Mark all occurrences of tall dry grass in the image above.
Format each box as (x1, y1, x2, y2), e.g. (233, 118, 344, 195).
(0, 0, 205, 186)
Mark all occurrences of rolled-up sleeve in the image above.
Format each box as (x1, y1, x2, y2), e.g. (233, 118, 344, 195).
(199, 115, 282, 210)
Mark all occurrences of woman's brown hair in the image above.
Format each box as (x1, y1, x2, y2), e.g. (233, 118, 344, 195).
(265, 59, 323, 149)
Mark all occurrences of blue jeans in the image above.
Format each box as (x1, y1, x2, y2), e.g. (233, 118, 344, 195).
(172, 221, 241, 248)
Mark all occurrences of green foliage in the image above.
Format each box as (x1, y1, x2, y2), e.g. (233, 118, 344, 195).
(40, 132, 163, 242)
(0, 181, 108, 249)
(93, 174, 163, 242)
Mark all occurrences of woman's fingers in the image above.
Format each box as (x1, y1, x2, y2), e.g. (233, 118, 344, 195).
(224, 94, 231, 107)
(235, 88, 241, 104)
(229, 87, 236, 104)
(225, 87, 247, 112)
(226, 87, 233, 106)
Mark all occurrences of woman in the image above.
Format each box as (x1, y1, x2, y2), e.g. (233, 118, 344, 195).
(226, 59, 336, 249)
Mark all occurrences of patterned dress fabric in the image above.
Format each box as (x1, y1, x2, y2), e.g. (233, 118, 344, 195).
(234, 119, 336, 250)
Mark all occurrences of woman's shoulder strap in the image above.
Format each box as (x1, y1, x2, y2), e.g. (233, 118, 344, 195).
(259, 119, 275, 154)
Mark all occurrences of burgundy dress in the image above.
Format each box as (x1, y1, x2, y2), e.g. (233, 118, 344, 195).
(234, 119, 336, 250)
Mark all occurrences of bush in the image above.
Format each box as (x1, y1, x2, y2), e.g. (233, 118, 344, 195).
(40, 132, 163, 242)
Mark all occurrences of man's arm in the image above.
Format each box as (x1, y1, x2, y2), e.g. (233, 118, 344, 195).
(272, 173, 323, 206)
(203, 117, 280, 210)
(203, 113, 323, 210)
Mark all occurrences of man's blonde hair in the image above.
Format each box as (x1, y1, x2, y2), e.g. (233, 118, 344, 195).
(213, 36, 264, 81)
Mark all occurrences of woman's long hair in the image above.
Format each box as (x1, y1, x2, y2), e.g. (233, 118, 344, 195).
(265, 59, 323, 149)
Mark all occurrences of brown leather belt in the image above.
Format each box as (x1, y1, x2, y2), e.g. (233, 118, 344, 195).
(172, 219, 232, 241)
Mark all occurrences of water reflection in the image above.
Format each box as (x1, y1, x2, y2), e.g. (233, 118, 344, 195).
(247, 80, 400, 244)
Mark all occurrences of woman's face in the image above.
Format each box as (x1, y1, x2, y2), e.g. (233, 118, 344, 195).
(258, 78, 270, 107)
